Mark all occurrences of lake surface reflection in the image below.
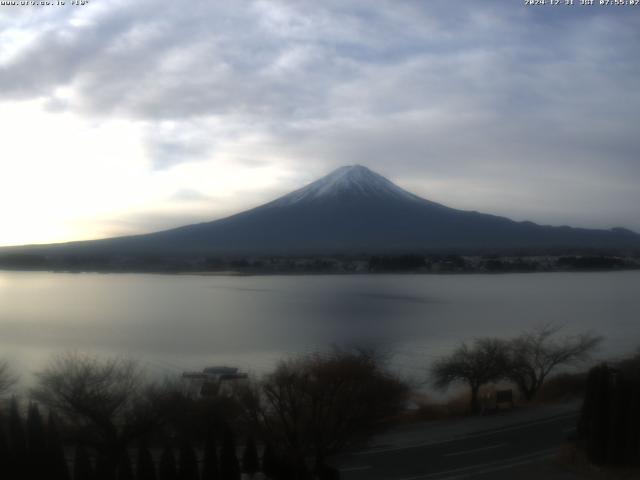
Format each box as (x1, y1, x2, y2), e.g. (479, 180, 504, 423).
(1, 271, 638, 383)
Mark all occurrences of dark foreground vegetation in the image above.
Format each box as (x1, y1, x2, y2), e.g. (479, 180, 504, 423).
(0, 251, 639, 274)
(0, 328, 637, 479)
(577, 354, 640, 467)
(0, 349, 407, 480)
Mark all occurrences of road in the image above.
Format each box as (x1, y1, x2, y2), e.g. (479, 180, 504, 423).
(337, 411, 579, 480)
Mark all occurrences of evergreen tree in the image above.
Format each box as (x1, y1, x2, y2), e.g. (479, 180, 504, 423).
(73, 445, 95, 480)
(219, 426, 240, 480)
(0, 429, 10, 479)
(261, 443, 279, 480)
(626, 383, 640, 465)
(241, 436, 259, 478)
(625, 382, 640, 465)
(26, 403, 48, 480)
(584, 365, 610, 464)
(9, 397, 27, 478)
(277, 457, 295, 480)
(201, 431, 219, 480)
(315, 462, 341, 480)
(46, 412, 70, 480)
(117, 451, 134, 480)
(158, 446, 178, 480)
(579, 364, 640, 466)
(136, 440, 156, 480)
(9, 397, 26, 453)
(96, 453, 116, 480)
(178, 440, 198, 480)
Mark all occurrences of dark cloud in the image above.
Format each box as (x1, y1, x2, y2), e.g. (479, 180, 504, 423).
(145, 127, 214, 170)
(1, 1, 638, 229)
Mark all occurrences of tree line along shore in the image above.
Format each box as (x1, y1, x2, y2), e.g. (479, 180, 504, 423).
(0, 252, 638, 274)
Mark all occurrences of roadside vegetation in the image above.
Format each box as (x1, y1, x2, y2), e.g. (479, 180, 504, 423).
(430, 324, 602, 413)
(554, 351, 640, 478)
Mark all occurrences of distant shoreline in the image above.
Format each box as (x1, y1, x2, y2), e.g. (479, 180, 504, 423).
(1, 265, 639, 277)
(1, 251, 639, 276)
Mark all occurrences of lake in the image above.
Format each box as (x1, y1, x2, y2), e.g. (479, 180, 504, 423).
(1, 270, 638, 385)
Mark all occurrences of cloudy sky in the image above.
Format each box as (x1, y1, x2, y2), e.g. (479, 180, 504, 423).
(1, 0, 639, 246)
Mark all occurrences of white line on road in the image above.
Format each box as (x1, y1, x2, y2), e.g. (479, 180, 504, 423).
(563, 426, 576, 433)
(339, 465, 372, 472)
(443, 442, 507, 457)
(393, 448, 557, 480)
(355, 412, 578, 455)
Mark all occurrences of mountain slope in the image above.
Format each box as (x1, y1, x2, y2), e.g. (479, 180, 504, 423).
(4, 165, 640, 256)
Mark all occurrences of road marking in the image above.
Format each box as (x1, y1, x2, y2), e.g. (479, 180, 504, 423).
(394, 448, 556, 480)
(443, 442, 506, 457)
(339, 465, 372, 472)
(563, 426, 576, 433)
(355, 412, 578, 455)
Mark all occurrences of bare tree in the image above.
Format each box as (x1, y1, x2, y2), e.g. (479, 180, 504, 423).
(431, 338, 510, 414)
(0, 359, 17, 396)
(507, 324, 602, 401)
(237, 348, 408, 474)
(31, 352, 158, 469)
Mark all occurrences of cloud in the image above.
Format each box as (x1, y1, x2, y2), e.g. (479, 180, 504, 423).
(170, 189, 211, 203)
(143, 121, 215, 170)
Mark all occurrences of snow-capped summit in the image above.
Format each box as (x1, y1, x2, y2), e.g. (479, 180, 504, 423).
(269, 164, 422, 207)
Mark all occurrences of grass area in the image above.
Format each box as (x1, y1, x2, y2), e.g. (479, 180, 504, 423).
(398, 372, 587, 424)
(533, 372, 587, 404)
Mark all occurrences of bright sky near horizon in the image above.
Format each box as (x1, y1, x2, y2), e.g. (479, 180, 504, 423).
(1, 1, 639, 247)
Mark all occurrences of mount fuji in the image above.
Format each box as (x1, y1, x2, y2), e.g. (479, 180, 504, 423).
(4, 165, 640, 258)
